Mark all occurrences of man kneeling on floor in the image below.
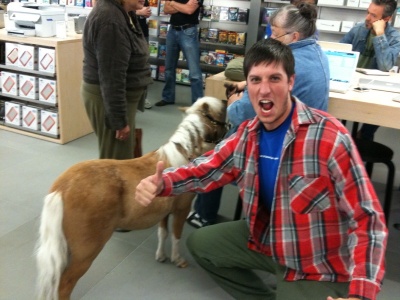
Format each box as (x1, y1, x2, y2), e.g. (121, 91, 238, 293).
(135, 38, 387, 300)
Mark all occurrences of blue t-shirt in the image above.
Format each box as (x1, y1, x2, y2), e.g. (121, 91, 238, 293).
(258, 103, 295, 211)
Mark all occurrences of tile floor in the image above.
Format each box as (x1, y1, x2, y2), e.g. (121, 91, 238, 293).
(0, 81, 399, 299)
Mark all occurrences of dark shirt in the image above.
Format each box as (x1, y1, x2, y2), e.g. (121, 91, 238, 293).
(138, 0, 149, 38)
(170, 0, 203, 26)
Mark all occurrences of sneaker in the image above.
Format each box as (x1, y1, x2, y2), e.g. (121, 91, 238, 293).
(144, 99, 152, 109)
(186, 211, 210, 228)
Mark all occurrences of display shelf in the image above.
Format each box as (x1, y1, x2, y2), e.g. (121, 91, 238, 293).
(0, 29, 92, 144)
(0, 63, 56, 78)
(0, 92, 57, 108)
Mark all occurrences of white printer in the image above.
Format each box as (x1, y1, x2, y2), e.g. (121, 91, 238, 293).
(6, 2, 65, 37)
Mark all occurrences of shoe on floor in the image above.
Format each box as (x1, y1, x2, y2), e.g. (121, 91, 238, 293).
(155, 100, 174, 107)
(187, 211, 210, 229)
(144, 99, 152, 109)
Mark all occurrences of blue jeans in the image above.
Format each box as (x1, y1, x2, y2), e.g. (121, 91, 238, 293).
(194, 187, 223, 224)
(162, 26, 203, 104)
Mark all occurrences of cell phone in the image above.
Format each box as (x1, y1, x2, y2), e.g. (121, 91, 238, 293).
(353, 87, 369, 92)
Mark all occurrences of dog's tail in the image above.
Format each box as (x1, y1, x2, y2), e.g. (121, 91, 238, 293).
(36, 191, 68, 300)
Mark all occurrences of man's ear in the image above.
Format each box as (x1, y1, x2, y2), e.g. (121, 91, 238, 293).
(288, 74, 295, 92)
(383, 16, 391, 23)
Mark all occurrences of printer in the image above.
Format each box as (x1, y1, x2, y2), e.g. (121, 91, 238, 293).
(6, 2, 65, 37)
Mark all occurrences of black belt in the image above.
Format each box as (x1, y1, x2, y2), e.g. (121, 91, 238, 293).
(171, 24, 196, 31)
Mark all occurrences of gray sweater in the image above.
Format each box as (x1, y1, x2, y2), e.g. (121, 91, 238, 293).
(83, 0, 152, 130)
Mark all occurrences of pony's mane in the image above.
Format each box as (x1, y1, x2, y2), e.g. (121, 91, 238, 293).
(157, 113, 204, 167)
(156, 97, 226, 167)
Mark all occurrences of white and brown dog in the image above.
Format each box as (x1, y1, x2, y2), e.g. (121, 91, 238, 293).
(36, 96, 227, 300)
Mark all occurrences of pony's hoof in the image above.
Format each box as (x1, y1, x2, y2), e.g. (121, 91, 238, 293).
(155, 253, 168, 263)
(172, 257, 188, 268)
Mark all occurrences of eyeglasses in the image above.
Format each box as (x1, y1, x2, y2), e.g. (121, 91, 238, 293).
(272, 32, 293, 39)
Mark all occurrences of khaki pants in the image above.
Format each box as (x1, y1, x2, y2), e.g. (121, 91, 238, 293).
(187, 220, 349, 300)
(81, 81, 145, 159)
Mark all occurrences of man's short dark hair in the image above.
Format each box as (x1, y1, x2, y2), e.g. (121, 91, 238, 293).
(373, 0, 398, 18)
(243, 38, 295, 80)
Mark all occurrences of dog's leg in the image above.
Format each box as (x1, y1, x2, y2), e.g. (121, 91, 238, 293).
(155, 215, 169, 263)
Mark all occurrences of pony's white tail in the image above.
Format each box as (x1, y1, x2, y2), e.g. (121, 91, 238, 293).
(36, 192, 68, 300)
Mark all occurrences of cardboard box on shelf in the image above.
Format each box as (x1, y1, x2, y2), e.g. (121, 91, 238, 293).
(5, 101, 21, 126)
(22, 105, 40, 130)
(341, 21, 354, 32)
(346, 0, 360, 7)
(18, 44, 37, 70)
(5, 43, 18, 66)
(359, 0, 371, 8)
(39, 78, 57, 104)
(316, 19, 341, 32)
(40, 109, 59, 135)
(19, 74, 38, 100)
(1, 71, 18, 96)
(318, 0, 344, 5)
(38, 47, 56, 74)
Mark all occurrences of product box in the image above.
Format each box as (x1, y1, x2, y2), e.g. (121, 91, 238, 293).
(41, 109, 59, 135)
(316, 19, 341, 32)
(5, 43, 19, 66)
(346, 0, 360, 7)
(150, 64, 157, 79)
(39, 78, 57, 104)
(18, 44, 37, 70)
(341, 21, 354, 32)
(22, 105, 41, 130)
(359, 0, 371, 8)
(19, 75, 38, 100)
(38, 47, 56, 74)
(318, 0, 344, 5)
(1, 71, 18, 96)
(5, 101, 21, 126)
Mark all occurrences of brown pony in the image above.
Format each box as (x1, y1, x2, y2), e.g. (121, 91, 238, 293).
(35, 97, 227, 300)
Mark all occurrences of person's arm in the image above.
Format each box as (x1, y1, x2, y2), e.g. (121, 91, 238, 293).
(372, 21, 400, 71)
(96, 24, 131, 131)
(339, 26, 355, 44)
(136, 6, 151, 18)
(226, 89, 256, 128)
(329, 134, 387, 300)
(165, 0, 199, 15)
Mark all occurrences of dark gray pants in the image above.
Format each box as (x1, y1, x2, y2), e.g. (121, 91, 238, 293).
(187, 220, 349, 300)
(81, 81, 145, 159)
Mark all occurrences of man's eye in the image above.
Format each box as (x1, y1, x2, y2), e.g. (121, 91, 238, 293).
(271, 76, 280, 81)
(250, 78, 260, 83)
